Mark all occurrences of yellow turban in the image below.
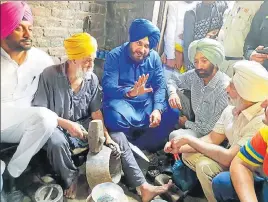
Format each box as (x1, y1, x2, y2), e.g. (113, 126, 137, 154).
(233, 60, 268, 102)
(64, 33, 97, 60)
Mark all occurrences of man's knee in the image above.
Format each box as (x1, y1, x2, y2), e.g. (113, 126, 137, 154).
(195, 159, 219, 182)
(212, 172, 235, 201)
(47, 130, 68, 152)
(110, 132, 127, 143)
(110, 132, 129, 151)
(104, 109, 128, 130)
(169, 129, 183, 140)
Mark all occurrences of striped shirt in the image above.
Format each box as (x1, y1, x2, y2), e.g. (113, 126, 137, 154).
(167, 69, 230, 136)
(238, 126, 268, 177)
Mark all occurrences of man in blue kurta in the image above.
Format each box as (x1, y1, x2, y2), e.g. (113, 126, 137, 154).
(102, 18, 179, 152)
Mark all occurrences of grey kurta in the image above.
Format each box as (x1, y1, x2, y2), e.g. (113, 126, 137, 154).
(33, 62, 146, 189)
(32, 62, 102, 188)
(32, 62, 102, 129)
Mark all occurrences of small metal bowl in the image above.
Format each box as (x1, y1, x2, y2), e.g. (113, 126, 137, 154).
(90, 182, 128, 202)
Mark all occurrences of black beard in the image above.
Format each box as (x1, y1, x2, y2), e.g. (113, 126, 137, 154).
(195, 70, 210, 78)
(130, 51, 145, 63)
(195, 64, 215, 78)
(5, 37, 32, 52)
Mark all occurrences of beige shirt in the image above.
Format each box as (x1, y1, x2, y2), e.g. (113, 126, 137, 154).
(217, 1, 263, 57)
(213, 103, 265, 147)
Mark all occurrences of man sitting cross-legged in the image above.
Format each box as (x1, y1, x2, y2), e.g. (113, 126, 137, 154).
(102, 18, 179, 152)
(168, 38, 230, 139)
(33, 33, 172, 202)
(165, 60, 268, 202)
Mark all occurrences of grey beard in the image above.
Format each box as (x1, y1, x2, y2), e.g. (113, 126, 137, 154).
(76, 68, 86, 79)
(76, 66, 94, 79)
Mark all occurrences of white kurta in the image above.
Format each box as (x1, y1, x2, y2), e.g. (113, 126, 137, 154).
(164, 1, 198, 59)
(1, 47, 58, 177)
(218, 1, 263, 77)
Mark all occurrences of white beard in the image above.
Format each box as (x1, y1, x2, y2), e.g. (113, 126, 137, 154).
(228, 96, 244, 108)
(76, 65, 94, 79)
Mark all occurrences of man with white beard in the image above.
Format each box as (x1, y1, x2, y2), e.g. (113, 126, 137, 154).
(32, 33, 121, 199)
(33, 33, 173, 202)
(165, 60, 268, 202)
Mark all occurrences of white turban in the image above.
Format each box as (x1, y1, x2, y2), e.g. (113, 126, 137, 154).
(188, 38, 225, 67)
(233, 60, 268, 102)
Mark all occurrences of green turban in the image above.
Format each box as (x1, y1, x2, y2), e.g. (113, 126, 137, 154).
(188, 38, 225, 67)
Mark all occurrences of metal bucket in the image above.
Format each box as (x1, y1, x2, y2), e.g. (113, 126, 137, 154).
(86, 145, 122, 189)
(86, 182, 128, 202)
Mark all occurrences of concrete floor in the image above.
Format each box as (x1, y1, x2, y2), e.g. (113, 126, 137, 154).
(5, 151, 207, 202)
(19, 165, 207, 202)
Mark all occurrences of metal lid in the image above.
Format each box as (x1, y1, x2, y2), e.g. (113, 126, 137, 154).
(34, 184, 63, 202)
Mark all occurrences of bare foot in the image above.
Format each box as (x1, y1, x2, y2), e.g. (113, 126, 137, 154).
(64, 177, 78, 199)
(140, 180, 173, 202)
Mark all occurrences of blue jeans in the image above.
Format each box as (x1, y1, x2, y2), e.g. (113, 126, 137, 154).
(212, 171, 268, 202)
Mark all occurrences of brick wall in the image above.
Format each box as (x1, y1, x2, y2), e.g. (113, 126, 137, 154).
(105, 1, 155, 49)
(27, 1, 159, 63)
(27, 1, 107, 62)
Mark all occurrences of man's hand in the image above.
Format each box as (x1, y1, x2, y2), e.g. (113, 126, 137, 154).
(166, 59, 176, 69)
(250, 46, 268, 64)
(106, 137, 121, 159)
(170, 136, 190, 153)
(179, 116, 188, 128)
(66, 121, 84, 139)
(168, 93, 182, 109)
(165, 136, 191, 154)
(127, 74, 153, 97)
(161, 53, 167, 64)
(149, 109, 161, 128)
(164, 141, 172, 153)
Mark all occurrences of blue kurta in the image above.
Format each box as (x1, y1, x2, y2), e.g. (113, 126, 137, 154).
(102, 42, 179, 151)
